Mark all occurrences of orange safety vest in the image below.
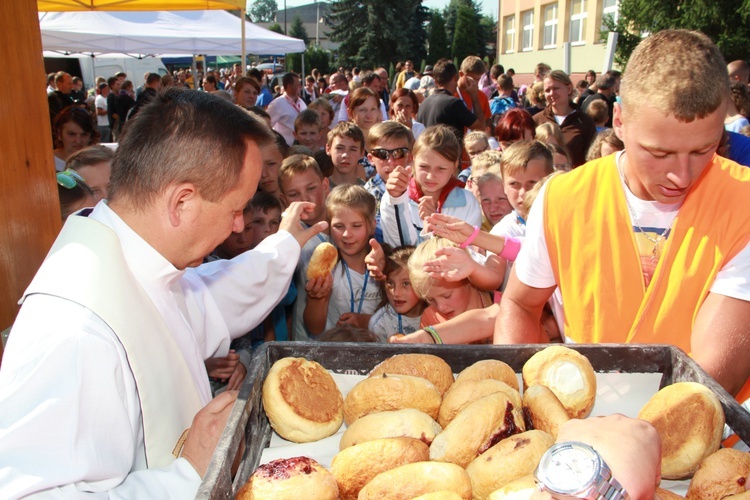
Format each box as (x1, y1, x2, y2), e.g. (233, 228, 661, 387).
(544, 153, 750, 402)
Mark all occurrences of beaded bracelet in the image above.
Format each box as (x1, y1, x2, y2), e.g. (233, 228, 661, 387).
(423, 325, 443, 344)
(500, 237, 522, 261)
(459, 225, 481, 249)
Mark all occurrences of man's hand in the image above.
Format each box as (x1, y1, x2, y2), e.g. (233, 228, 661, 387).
(181, 390, 238, 478)
(204, 350, 240, 381)
(556, 415, 661, 500)
(306, 274, 333, 300)
(385, 165, 411, 198)
(279, 201, 329, 248)
(365, 238, 387, 281)
(225, 362, 248, 391)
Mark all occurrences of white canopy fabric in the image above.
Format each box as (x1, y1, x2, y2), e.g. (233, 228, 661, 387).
(39, 10, 305, 56)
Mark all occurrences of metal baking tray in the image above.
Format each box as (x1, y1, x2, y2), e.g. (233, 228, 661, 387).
(197, 342, 750, 499)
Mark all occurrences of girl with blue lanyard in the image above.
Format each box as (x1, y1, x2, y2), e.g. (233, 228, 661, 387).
(368, 246, 426, 342)
(304, 184, 382, 336)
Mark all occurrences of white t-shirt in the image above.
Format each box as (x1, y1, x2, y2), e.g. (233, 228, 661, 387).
(95, 94, 109, 127)
(490, 210, 526, 242)
(325, 261, 382, 332)
(368, 303, 422, 342)
(515, 151, 750, 301)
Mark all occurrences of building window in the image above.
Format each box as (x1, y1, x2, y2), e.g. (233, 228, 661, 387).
(522, 10, 534, 51)
(601, 0, 619, 30)
(569, 0, 588, 44)
(504, 15, 516, 54)
(543, 4, 558, 49)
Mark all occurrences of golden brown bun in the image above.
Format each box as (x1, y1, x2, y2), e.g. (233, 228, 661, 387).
(343, 374, 442, 426)
(438, 379, 521, 428)
(521, 384, 570, 439)
(455, 359, 520, 391)
(522, 346, 596, 419)
(486, 475, 537, 499)
(411, 492, 464, 500)
(466, 430, 555, 500)
(358, 461, 472, 500)
(339, 408, 442, 450)
(655, 487, 685, 499)
(330, 437, 429, 500)
(726, 493, 750, 499)
(262, 358, 343, 443)
(306, 242, 338, 279)
(686, 448, 750, 499)
(430, 392, 524, 468)
(369, 354, 455, 396)
(235, 457, 338, 500)
(638, 382, 725, 480)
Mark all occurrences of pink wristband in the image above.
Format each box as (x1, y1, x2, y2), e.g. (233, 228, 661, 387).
(500, 237, 522, 261)
(459, 225, 481, 249)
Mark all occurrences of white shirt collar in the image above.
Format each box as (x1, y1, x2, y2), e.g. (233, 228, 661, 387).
(89, 201, 186, 291)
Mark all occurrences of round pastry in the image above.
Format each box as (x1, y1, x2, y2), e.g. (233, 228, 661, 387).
(455, 359, 520, 391)
(430, 392, 524, 468)
(369, 353, 455, 396)
(655, 487, 686, 500)
(466, 430, 555, 500)
(638, 381, 725, 479)
(331, 437, 429, 500)
(438, 378, 521, 428)
(686, 448, 750, 499)
(521, 384, 570, 439)
(487, 475, 537, 499)
(343, 373, 442, 426)
(412, 492, 464, 500)
(235, 456, 339, 500)
(306, 242, 338, 279)
(339, 408, 442, 450)
(357, 461, 472, 500)
(522, 346, 596, 418)
(262, 357, 343, 443)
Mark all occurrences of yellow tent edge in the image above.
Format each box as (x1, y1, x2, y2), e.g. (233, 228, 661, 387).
(38, 0, 246, 12)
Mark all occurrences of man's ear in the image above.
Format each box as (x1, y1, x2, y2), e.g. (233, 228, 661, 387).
(165, 182, 199, 228)
(613, 102, 625, 142)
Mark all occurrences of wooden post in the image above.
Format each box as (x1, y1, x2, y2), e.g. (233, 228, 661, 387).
(0, 0, 61, 347)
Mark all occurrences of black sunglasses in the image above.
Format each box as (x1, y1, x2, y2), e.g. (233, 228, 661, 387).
(370, 147, 409, 161)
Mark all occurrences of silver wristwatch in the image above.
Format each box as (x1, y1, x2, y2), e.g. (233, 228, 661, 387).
(534, 441, 630, 500)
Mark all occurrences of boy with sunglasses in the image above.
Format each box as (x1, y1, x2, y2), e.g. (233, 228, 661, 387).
(364, 121, 415, 243)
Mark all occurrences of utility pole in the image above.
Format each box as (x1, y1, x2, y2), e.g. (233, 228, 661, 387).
(284, 0, 287, 34)
(316, 0, 320, 45)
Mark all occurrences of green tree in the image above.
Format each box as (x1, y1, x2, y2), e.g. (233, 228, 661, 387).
(603, 0, 750, 67)
(268, 23, 284, 35)
(452, 4, 480, 64)
(427, 9, 451, 64)
(289, 15, 310, 46)
(249, 0, 277, 23)
(444, 0, 487, 59)
(328, 0, 368, 67)
(288, 45, 332, 75)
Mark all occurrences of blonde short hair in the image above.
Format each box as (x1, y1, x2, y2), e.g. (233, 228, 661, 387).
(413, 125, 461, 164)
(460, 56, 487, 76)
(471, 150, 503, 178)
(278, 154, 324, 189)
(408, 237, 461, 300)
(464, 131, 489, 149)
(368, 121, 414, 149)
(501, 140, 554, 179)
(535, 122, 565, 147)
(586, 99, 609, 125)
(475, 171, 503, 190)
(621, 30, 729, 121)
(326, 184, 377, 232)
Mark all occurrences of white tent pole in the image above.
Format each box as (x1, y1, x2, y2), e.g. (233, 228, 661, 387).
(240, 9, 246, 76)
(301, 53, 305, 80)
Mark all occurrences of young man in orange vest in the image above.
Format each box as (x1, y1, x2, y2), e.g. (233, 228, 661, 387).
(496, 29, 750, 400)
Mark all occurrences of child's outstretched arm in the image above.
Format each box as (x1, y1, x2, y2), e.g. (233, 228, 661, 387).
(364, 238, 387, 281)
(426, 213, 521, 259)
(389, 304, 500, 344)
(423, 247, 506, 291)
(303, 274, 334, 336)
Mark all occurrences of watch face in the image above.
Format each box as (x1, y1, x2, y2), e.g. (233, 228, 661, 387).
(537, 442, 602, 495)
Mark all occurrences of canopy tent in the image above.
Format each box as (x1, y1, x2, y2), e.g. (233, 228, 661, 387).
(38, 0, 245, 12)
(39, 10, 305, 56)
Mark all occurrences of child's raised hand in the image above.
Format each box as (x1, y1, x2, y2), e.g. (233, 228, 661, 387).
(385, 164, 411, 198)
(418, 196, 438, 221)
(365, 238, 387, 281)
(423, 247, 473, 281)
(305, 273, 333, 300)
(280, 201, 329, 248)
(425, 213, 475, 244)
(205, 350, 240, 381)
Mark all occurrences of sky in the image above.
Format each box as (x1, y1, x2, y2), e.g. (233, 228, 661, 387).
(274, 0, 497, 19)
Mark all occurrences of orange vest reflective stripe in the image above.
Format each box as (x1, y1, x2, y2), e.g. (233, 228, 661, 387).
(544, 154, 750, 398)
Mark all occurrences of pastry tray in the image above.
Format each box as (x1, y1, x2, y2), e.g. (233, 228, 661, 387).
(197, 342, 750, 499)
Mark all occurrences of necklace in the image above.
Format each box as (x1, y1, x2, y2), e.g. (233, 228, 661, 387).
(616, 154, 674, 264)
